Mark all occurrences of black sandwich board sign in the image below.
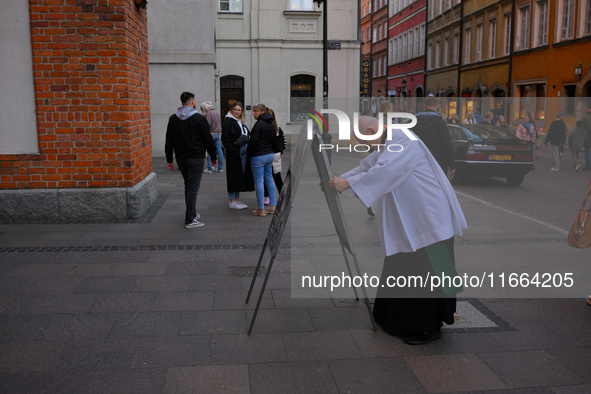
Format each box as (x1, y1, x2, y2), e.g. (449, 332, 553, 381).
(245, 122, 377, 334)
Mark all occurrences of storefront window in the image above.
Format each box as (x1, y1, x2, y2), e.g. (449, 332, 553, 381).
(290, 74, 315, 122)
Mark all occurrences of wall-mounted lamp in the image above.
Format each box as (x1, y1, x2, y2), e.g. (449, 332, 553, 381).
(575, 62, 582, 81)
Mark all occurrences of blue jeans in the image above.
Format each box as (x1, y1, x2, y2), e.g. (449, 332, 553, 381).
(176, 158, 204, 224)
(207, 134, 223, 171)
(251, 153, 276, 209)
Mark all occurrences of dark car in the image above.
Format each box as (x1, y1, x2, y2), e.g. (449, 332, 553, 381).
(446, 124, 534, 186)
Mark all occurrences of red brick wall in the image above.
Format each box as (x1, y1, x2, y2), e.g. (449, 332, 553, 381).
(0, 0, 151, 189)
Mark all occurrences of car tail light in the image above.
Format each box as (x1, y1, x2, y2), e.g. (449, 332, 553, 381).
(466, 144, 488, 161)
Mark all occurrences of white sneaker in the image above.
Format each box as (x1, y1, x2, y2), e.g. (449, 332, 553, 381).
(229, 201, 242, 210)
(575, 164, 581, 172)
(551, 167, 559, 171)
(203, 169, 212, 173)
(185, 219, 204, 229)
(215, 168, 224, 173)
(236, 201, 248, 209)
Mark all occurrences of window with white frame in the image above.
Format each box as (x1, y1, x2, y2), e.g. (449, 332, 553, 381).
(578, 0, 591, 36)
(414, 26, 420, 58)
(363, 5, 366, 17)
(403, 32, 408, 61)
(369, 1, 372, 14)
(504, 14, 512, 54)
(454, 33, 460, 63)
(373, 27, 377, 43)
(404, 0, 409, 10)
(379, 24, 382, 40)
(383, 56, 387, 75)
(378, 56, 382, 76)
(489, 19, 497, 58)
(219, 0, 242, 13)
(384, 22, 388, 39)
(420, 24, 426, 55)
(516, 5, 530, 50)
(389, 39, 393, 64)
(429, 2, 434, 20)
(476, 24, 483, 61)
(391, 0, 396, 16)
(444, 37, 449, 66)
(464, 29, 472, 63)
(363, 30, 366, 43)
(289, 0, 314, 11)
(557, 0, 574, 40)
(408, 29, 414, 59)
(436, 40, 441, 68)
(398, 35, 403, 62)
(428, 43, 433, 70)
(373, 60, 376, 77)
(534, 1, 548, 46)
(393, 37, 398, 64)
(445, 0, 451, 11)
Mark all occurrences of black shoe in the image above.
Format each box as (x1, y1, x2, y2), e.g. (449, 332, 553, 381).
(367, 207, 375, 217)
(404, 329, 442, 345)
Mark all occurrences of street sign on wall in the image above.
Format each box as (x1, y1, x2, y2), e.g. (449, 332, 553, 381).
(361, 58, 371, 96)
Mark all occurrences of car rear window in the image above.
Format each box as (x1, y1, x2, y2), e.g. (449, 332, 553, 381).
(460, 126, 515, 141)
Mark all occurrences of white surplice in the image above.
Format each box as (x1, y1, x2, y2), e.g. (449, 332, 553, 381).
(341, 130, 468, 256)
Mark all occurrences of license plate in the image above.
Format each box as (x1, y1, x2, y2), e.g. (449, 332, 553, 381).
(489, 155, 511, 161)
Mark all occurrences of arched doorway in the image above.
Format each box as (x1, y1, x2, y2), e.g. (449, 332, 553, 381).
(220, 75, 244, 114)
(414, 86, 424, 113)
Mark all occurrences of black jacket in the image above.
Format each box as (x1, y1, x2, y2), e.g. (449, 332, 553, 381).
(165, 112, 217, 163)
(544, 119, 567, 146)
(411, 109, 456, 172)
(247, 113, 275, 158)
(221, 116, 254, 193)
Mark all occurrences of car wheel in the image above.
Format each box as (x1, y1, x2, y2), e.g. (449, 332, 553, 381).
(506, 174, 525, 186)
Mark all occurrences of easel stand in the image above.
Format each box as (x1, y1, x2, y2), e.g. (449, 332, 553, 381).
(245, 127, 377, 334)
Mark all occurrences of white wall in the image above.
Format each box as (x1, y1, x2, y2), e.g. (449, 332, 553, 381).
(147, 0, 217, 157)
(0, 0, 39, 154)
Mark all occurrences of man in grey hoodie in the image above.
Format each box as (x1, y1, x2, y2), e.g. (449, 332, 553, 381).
(165, 91, 218, 228)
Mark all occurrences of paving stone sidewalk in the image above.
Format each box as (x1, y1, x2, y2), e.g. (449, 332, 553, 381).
(1, 156, 590, 394)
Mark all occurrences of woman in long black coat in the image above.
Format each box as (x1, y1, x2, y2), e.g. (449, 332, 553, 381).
(221, 102, 254, 209)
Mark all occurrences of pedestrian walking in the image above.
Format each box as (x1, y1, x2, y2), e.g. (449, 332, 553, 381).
(583, 102, 591, 171)
(543, 113, 568, 171)
(221, 102, 253, 210)
(516, 112, 538, 168)
(328, 115, 467, 345)
(447, 112, 460, 125)
(473, 110, 484, 124)
(200, 101, 224, 174)
(165, 91, 218, 228)
(411, 96, 456, 176)
(462, 111, 476, 124)
(569, 121, 588, 172)
(247, 103, 277, 217)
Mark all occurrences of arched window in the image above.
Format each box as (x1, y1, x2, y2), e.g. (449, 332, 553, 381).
(290, 74, 315, 122)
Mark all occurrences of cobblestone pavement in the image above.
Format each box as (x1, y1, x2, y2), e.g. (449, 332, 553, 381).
(1, 152, 590, 394)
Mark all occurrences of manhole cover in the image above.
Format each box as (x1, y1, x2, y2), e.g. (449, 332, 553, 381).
(228, 266, 266, 277)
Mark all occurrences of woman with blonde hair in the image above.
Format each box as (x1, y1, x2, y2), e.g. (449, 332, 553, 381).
(221, 102, 254, 209)
(247, 103, 277, 216)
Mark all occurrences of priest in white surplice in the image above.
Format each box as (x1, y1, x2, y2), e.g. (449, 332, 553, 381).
(329, 116, 468, 345)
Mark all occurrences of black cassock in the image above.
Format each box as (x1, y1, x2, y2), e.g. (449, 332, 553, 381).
(372, 237, 456, 335)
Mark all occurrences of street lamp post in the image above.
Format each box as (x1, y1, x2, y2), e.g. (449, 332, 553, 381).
(314, 0, 331, 160)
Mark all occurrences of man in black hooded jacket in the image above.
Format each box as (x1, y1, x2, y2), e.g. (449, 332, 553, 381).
(165, 91, 217, 228)
(411, 96, 456, 176)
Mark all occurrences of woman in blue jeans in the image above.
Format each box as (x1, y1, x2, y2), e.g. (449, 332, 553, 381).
(247, 103, 276, 216)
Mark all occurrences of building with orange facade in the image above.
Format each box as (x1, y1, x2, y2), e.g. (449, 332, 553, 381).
(371, 0, 390, 108)
(511, 0, 591, 130)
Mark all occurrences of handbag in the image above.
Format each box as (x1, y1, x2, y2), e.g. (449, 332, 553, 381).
(272, 129, 285, 154)
(235, 134, 248, 147)
(567, 183, 591, 248)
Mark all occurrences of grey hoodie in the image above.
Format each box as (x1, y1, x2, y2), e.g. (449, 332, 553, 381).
(176, 106, 198, 121)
